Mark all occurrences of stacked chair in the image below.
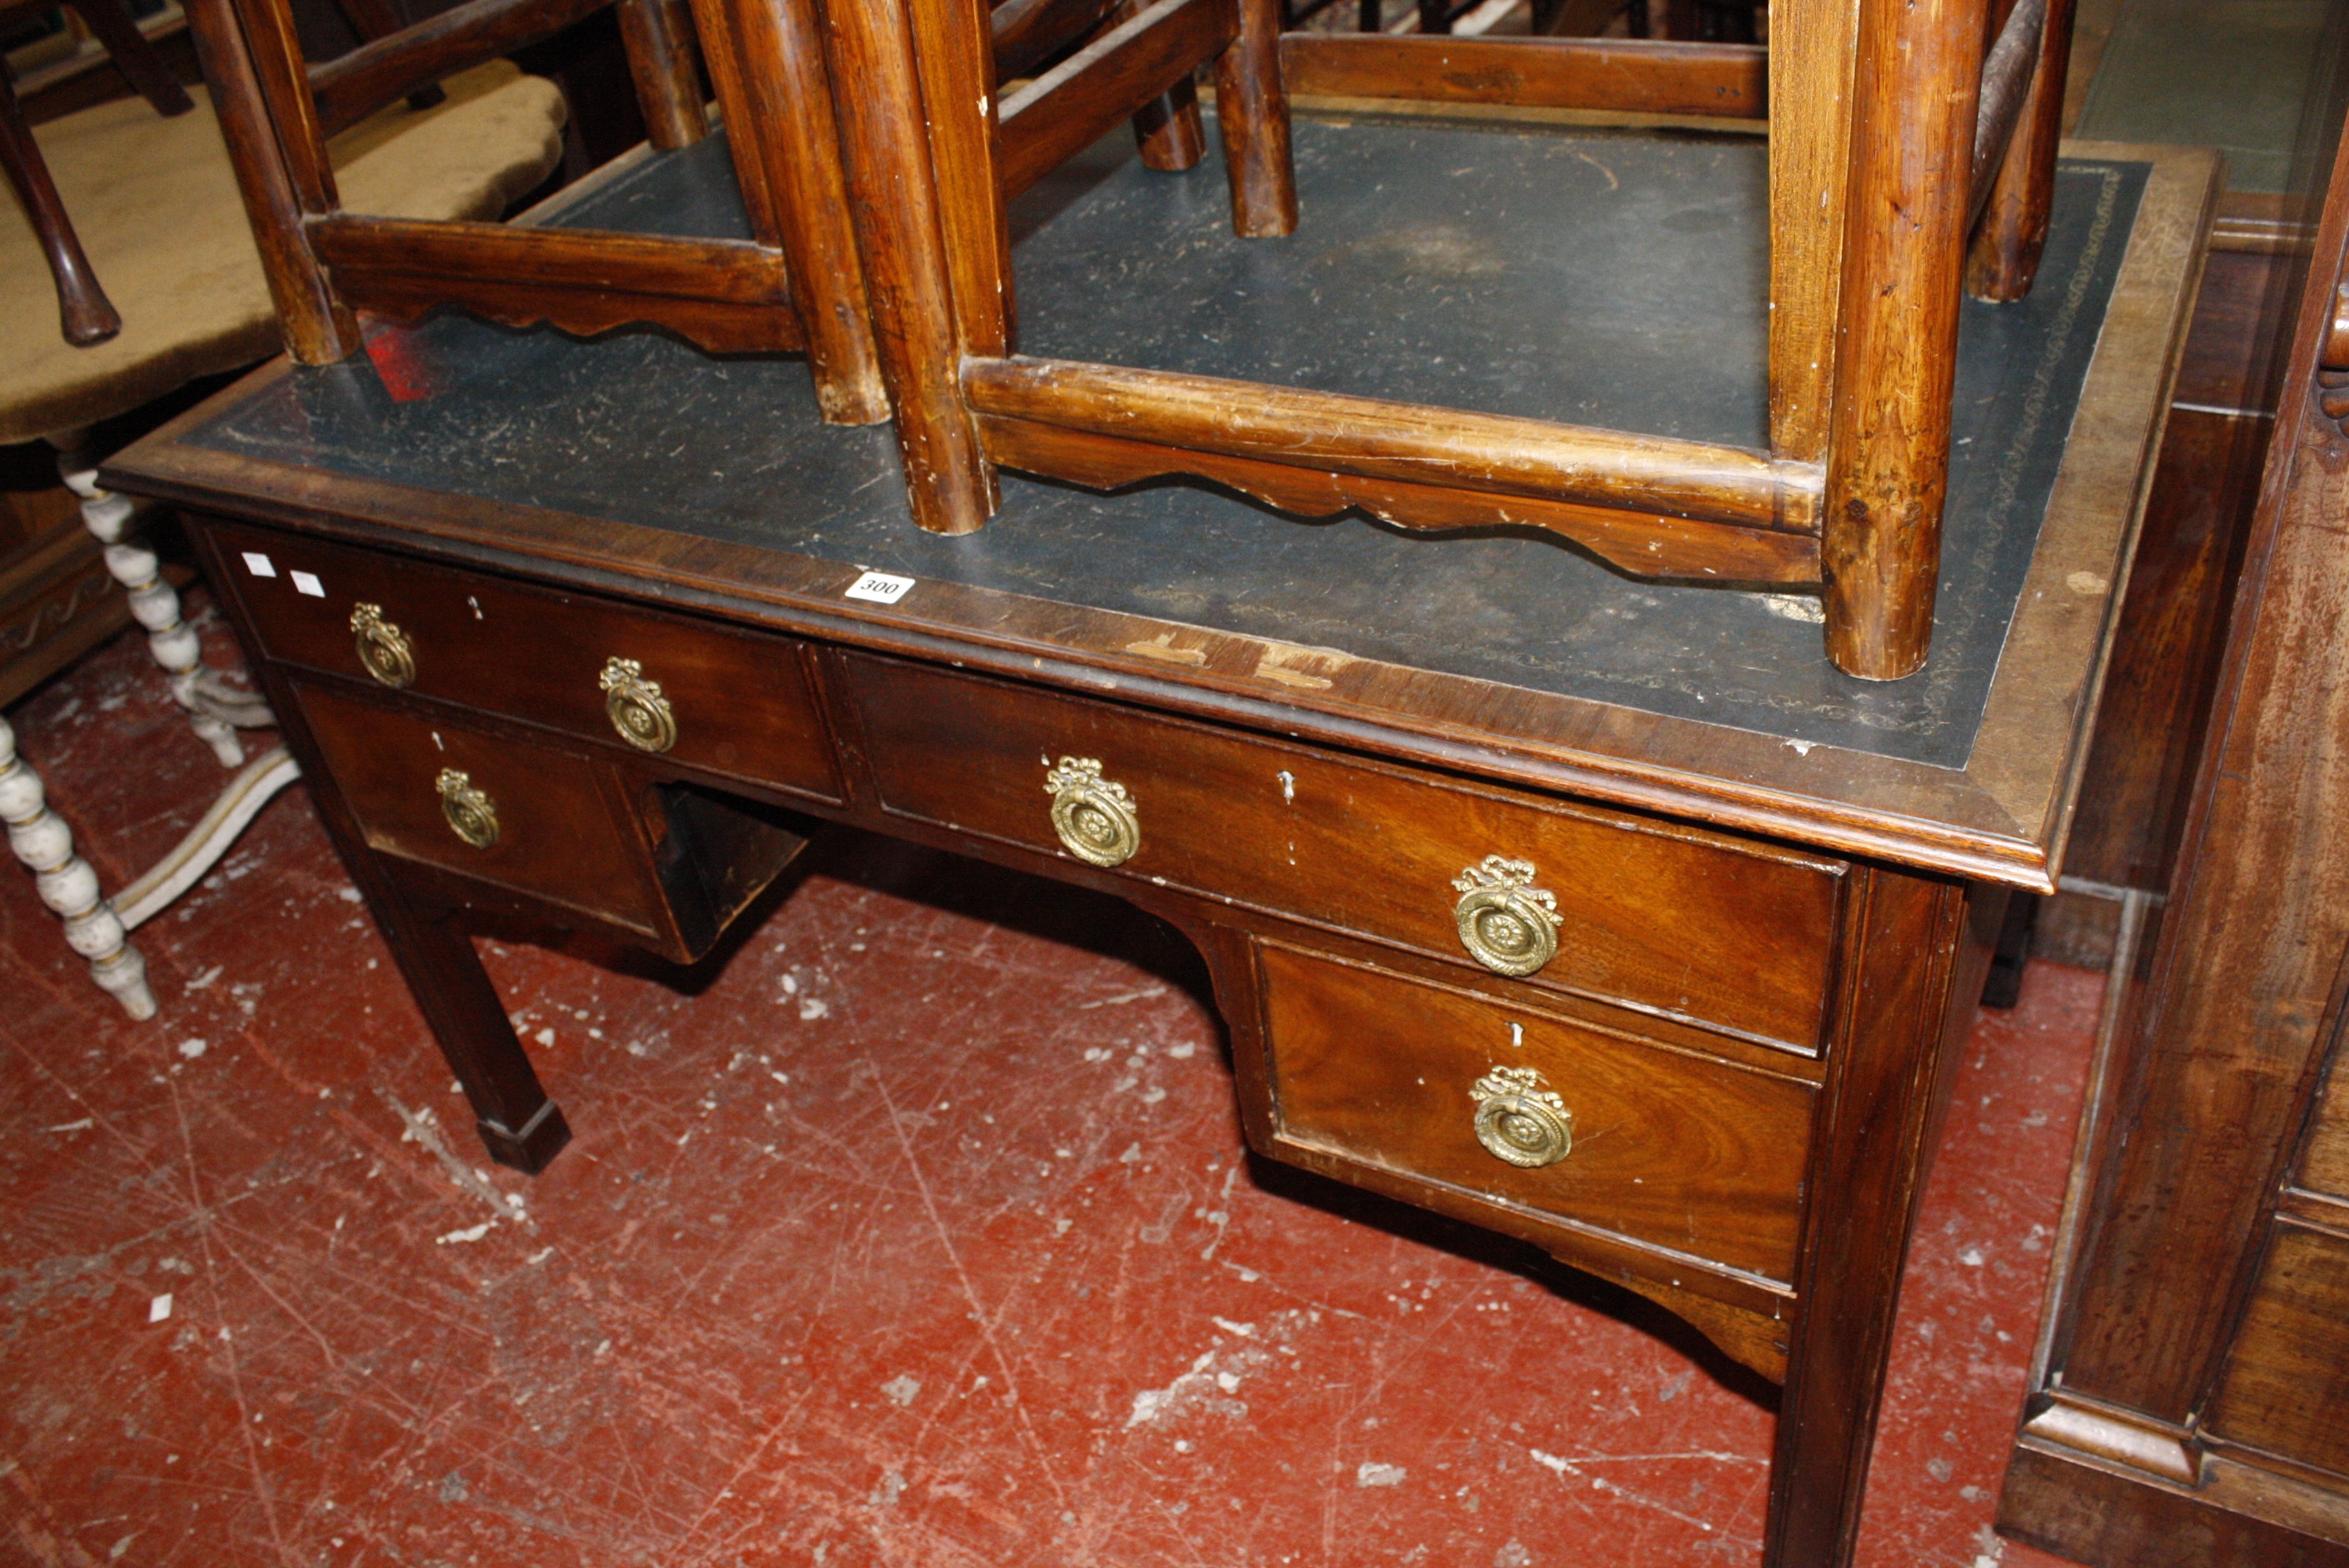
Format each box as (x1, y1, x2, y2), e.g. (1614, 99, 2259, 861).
(201, 0, 2076, 679)
(196, 0, 891, 420)
(822, 0, 2076, 680)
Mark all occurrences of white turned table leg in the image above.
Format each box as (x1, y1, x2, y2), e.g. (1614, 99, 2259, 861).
(53, 447, 254, 768)
(0, 714, 155, 1021)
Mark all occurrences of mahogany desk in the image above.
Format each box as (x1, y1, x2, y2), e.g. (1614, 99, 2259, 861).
(105, 116, 2212, 1568)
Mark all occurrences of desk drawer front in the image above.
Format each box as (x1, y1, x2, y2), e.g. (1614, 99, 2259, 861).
(1260, 943, 1813, 1284)
(844, 656, 1842, 1048)
(292, 681, 668, 938)
(210, 521, 839, 800)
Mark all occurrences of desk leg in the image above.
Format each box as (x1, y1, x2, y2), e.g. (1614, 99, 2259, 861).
(184, 600, 570, 1171)
(1766, 870, 1996, 1568)
(366, 868, 573, 1173)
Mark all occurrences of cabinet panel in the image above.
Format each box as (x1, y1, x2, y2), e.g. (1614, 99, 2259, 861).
(2207, 1221, 2349, 1479)
(1260, 941, 1814, 1283)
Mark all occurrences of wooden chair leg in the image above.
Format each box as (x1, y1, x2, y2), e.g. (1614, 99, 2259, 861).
(822, 0, 998, 531)
(616, 0, 709, 150)
(0, 76, 122, 347)
(1211, 0, 1296, 238)
(1133, 80, 1207, 170)
(1819, 0, 1988, 680)
(1116, 0, 1205, 174)
(70, 0, 194, 116)
(185, 0, 362, 364)
(1967, 0, 2075, 301)
(694, 0, 888, 421)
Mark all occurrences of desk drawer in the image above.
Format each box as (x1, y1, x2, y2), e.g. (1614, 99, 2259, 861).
(294, 680, 674, 939)
(843, 656, 1843, 1049)
(1259, 943, 1813, 1284)
(209, 520, 839, 801)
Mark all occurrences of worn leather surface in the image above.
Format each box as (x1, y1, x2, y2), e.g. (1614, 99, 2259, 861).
(191, 118, 2142, 766)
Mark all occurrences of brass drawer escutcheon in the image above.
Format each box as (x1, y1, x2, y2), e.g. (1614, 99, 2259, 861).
(435, 767, 500, 849)
(1452, 856, 1562, 977)
(1044, 756, 1139, 867)
(350, 603, 415, 688)
(599, 656, 677, 753)
(1471, 1064, 1572, 1168)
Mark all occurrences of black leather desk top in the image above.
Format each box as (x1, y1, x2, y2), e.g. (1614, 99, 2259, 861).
(183, 120, 2138, 768)
(114, 114, 2208, 885)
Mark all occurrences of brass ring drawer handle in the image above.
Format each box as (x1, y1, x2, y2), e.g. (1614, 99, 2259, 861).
(350, 603, 415, 688)
(436, 767, 500, 849)
(1044, 756, 1139, 867)
(1471, 1065, 1572, 1168)
(599, 656, 677, 753)
(1452, 856, 1562, 977)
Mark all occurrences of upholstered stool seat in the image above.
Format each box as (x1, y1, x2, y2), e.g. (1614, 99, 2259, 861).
(0, 59, 565, 1020)
(1, 61, 567, 445)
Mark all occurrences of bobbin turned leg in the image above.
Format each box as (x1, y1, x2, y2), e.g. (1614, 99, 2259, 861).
(53, 438, 273, 766)
(0, 715, 153, 1020)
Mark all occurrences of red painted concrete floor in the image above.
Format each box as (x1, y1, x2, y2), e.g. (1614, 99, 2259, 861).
(3, 598, 2090, 1568)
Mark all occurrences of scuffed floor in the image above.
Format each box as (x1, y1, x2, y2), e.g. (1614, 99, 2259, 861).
(3, 598, 2082, 1568)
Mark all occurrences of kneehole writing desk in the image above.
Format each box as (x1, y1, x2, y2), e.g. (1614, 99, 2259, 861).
(108, 113, 2213, 1568)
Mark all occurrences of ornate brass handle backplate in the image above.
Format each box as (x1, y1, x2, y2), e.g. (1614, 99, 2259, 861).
(1471, 1064, 1572, 1168)
(350, 603, 415, 688)
(1451, 856, 1562, 977)
(599, 656, 677, 753)
(1044, 756, 1139, 867)
(435, 767, 499, 849)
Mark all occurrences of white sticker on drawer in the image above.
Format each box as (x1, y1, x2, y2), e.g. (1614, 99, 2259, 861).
(290, 571, 324, 597)
(844, 570, 914, 605)
(241, 552, 276, 578)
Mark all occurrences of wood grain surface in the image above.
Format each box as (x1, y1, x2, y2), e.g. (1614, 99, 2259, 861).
(208, 519, 846, 802)
(2003, 84, 2349, 1568)
(843, 652, 1845, 1050)
(1260, 942, 1815, 1283)
(2206, 1220, 2349, 1478)
(1818, 0, 1989, 677)
(963, 356, 1826, 532)
(290, 676, 675, 941)
(1277, 33, 1767, 119)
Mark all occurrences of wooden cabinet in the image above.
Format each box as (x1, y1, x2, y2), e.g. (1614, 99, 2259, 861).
(1996, 67, 2349, 1568)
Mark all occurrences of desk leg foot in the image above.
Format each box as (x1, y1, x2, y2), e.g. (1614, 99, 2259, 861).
(373, 873, 572, 1176)
(476, 1100, 573, 1175)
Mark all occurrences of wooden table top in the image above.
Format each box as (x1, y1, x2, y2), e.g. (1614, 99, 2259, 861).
(108, 114, 2216, 889)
